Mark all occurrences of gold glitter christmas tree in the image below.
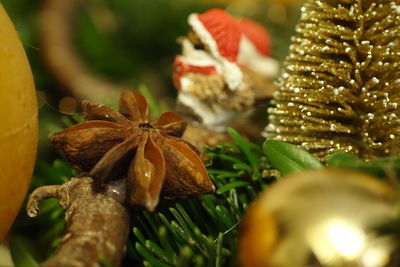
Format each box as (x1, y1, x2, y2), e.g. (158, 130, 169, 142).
(263, 0, 400, 159)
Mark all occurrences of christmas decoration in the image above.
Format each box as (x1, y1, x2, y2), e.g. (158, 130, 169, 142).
(238, 169, 398, 267)
(9, 0, 400, 265)
(181, 124, 232, 155)
(25, 92, 215, 266)
(0, 4, 37, 241)
(20, 128, 268, 266)
(50, 91, 215, 211)
(263, 0, 400, 159)
(174, 8, 278, 132)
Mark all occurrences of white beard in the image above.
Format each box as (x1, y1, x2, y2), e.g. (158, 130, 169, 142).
(177, 91, 239, 133)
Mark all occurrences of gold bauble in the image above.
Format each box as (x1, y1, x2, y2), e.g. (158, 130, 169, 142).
(0, 5, 38, 241)
(238, 169, 398, 267)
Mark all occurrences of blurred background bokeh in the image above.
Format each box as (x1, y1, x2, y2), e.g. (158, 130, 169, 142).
(3, 0, 302, 160)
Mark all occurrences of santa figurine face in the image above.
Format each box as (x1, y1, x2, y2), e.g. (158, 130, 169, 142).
(174, 8, 279, 133)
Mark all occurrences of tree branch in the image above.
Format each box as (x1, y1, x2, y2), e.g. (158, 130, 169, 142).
(27, 177, 130, 267)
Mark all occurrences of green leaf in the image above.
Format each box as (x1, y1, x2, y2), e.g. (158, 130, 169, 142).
(53, 159, 76, 178)
(233, 162, 252, 172)
(61, 116, 75, 128)
(135, 243, 171, 267)
(158, 226, 176, 262)
(326, 152, 363, 168)
(215, 233, 223, 267)
(216, 181, 250, 194)
(215, 206, 234, 228)
(169, 208, 194, 242)
(99, 255, 114, 267)
(139, 84, 161, 119)
(194, 255, 205, 267)
(368, 157, 400, 178)
(227, 128, 260, 168)
(133, 227, 146, 245)
(215, 141, 238, 150)
(263, 140, 323, 176)
(9, 236, 39, 267)
(207, 169, 241, 179)
(177, 246, 193, 267)
(158, 214, 185, 247)
(145, 240, 170, 263)
(327, 152, 394, 178)
(215, 154, 243, 164)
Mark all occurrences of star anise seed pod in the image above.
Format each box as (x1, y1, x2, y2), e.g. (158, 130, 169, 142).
(51, 91, 215, 211)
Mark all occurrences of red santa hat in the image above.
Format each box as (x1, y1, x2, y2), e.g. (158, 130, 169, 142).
(236, 18, 272, 57)
(188, 9, 243, 90)
(235, 17, 278, 77)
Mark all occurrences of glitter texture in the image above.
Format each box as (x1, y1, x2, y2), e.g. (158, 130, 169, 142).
(263, 0, 400, 159)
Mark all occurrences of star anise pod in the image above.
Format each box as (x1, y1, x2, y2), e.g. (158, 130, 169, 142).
(51, 91, 215, 211)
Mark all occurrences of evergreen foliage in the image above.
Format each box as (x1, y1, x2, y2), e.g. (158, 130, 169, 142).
(11, 126, 274, 266)
(11, 127, 400, 266)
(129, 128, 272, 266)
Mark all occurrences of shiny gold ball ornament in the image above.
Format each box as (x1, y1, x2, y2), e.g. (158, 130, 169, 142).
(0, 4, 38, 241)
(263, 0, 400, 159)
(238, 169, 398, 267)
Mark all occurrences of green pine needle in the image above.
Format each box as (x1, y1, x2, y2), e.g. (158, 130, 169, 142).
(9, 236, 39, 267)
(129, 131, 270, 266)
(17, 88, 400, 266)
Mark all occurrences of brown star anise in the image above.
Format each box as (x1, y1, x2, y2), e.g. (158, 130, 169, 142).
(51, 91, 215, 211)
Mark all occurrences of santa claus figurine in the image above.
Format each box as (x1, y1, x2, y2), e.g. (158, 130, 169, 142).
(174, 8, 279, 133)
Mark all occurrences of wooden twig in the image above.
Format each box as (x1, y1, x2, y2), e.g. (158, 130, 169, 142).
(27, 177, 130, 267)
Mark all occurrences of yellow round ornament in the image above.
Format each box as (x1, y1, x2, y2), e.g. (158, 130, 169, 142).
(0, 5, 38, 241)
(238, 169, 398, 267)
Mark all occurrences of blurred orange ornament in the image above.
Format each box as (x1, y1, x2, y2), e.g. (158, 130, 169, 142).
(0, 5, 38, 241)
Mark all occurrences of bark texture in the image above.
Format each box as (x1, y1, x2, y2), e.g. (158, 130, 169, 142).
(27, 177, 130, 267)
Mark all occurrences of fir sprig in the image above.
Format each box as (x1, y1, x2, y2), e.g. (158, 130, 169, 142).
(130, 137, 400, 266)
(130, 128, 272, 266)
(11, 134, 400, 266)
